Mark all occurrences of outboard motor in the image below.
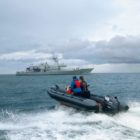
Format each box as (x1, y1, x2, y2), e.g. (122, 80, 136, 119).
(103, 96, 120, 114)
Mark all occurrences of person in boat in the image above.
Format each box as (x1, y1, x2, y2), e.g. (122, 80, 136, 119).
(66, 85, 73, 94)
(79, 76, 88, 91)
(79, 76, 90, 98)
(70, 76, 82, 96)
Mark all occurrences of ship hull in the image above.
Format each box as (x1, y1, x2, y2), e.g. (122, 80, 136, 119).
(16, 68, 93, 76)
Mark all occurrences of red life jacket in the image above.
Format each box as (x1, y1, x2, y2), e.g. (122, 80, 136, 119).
(66, 86, 72, 94)
(66, 88, 72, 94)
(74, 80, 81, 88)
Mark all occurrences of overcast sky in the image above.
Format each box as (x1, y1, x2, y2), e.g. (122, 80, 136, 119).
(0, 0, 140, 73)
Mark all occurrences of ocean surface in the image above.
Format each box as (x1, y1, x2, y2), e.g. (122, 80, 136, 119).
(0, 73, 140, 140)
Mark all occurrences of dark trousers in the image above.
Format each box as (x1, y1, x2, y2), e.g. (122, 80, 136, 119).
(82, 91, 90, 98)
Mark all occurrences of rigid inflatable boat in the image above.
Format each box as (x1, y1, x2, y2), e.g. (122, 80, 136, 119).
(47, 85, 129, 114)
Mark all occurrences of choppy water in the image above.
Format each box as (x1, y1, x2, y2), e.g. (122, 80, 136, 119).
(0, 74, 140, 140)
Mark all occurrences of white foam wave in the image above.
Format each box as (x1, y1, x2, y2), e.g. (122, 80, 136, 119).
(113, 102, 140, 131)
(0, 103, 140, 140)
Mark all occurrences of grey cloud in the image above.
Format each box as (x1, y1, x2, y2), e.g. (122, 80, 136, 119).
(1, 35, 140, 65)
(55, 35, 140, 64)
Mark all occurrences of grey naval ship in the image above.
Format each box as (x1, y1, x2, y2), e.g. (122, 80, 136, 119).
(16, 56, 93, 76)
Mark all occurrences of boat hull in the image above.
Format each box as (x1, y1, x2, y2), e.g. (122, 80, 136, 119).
(48, 87, 98, 111)
(47, 86, 129, 114)
(16, 68, 93, 76)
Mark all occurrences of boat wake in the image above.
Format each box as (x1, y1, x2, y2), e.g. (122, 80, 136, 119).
(0, 102, 140, 140)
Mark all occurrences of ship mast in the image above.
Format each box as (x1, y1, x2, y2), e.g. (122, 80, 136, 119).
(52, 55, 66, 69)
(52, 55, 59, 66)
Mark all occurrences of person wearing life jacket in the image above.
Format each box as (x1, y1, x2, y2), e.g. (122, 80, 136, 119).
(70, 76, 82, 95)
(66, 85, 73, 94)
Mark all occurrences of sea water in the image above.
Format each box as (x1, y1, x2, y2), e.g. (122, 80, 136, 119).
(0, 74, 140, 140)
